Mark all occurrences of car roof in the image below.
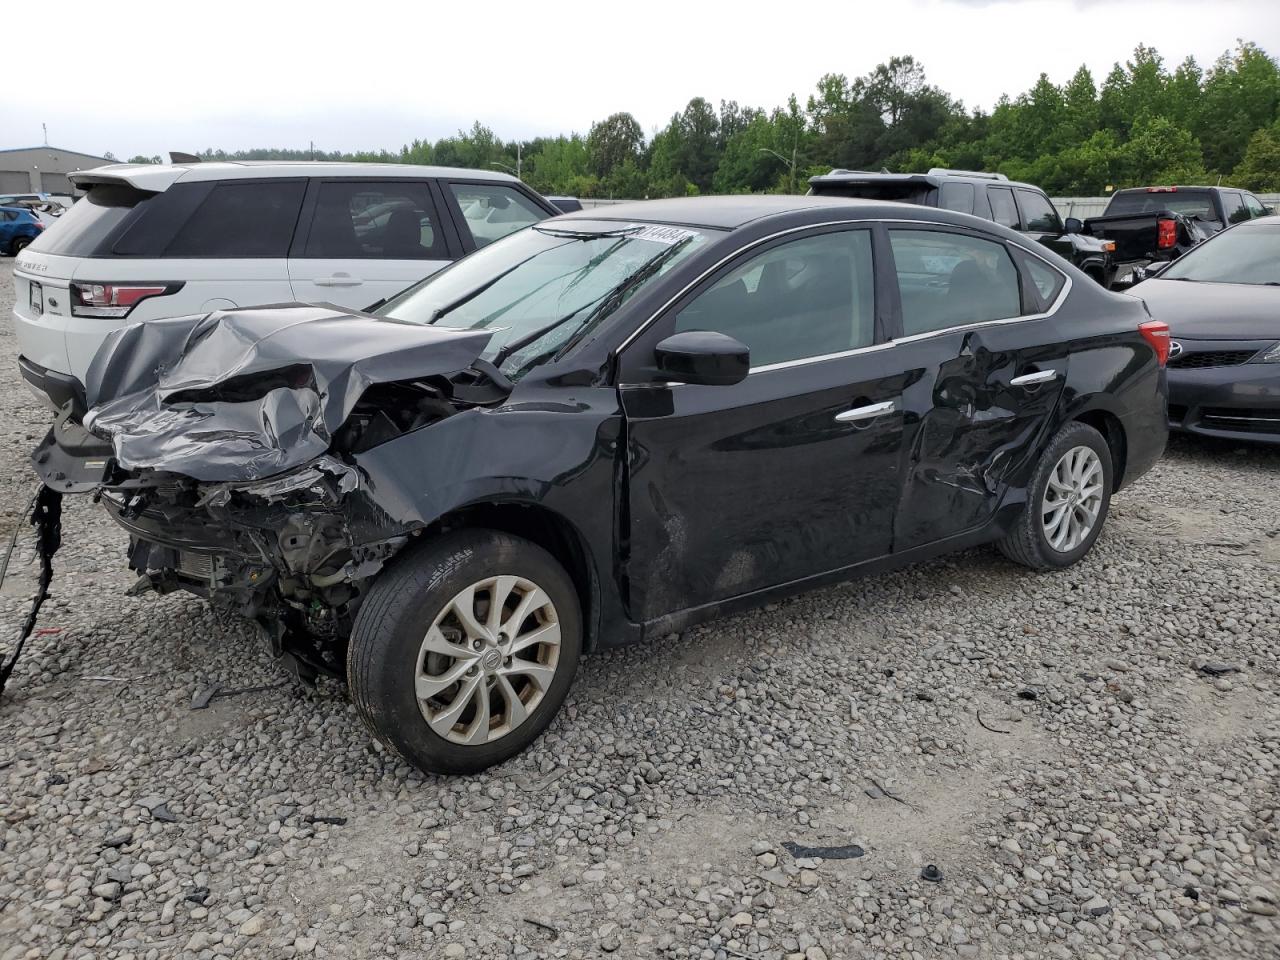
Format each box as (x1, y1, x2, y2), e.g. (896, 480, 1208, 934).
(70, 161, 522, 193)
(555, 195, 903, 230)
(1110, 185, 1230, 194)
(809, 168, 1043, 192)
(0, 205, 33, 214)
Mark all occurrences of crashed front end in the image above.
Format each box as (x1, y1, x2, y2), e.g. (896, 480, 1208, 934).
(30, 304, 499, 676)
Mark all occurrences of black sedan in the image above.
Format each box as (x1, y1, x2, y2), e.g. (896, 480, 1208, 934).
(30, 196, 1169, 775)
(1132, 217, 1280, 442)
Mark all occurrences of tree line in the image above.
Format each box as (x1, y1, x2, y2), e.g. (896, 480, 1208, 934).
(126, 40, 1280, 198)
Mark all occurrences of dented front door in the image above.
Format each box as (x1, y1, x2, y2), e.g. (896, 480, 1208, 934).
(620, 351, 909, 623)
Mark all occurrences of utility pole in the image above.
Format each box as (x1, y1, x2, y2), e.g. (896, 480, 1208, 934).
(516, 142, 522, 179)
(310, 140, 315, 161)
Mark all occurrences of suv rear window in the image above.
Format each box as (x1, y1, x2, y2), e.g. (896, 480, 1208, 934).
(26, 184, 153, 257)
(810, 181, 931, 205)
(1105, 191, 1215, 220)
(165, 180, 305, 258)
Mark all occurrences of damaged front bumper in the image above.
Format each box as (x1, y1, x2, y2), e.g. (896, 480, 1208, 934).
(32, 419, 419, 670)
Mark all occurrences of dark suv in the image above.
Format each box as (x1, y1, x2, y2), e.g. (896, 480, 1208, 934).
(809, 168, 1116, 287)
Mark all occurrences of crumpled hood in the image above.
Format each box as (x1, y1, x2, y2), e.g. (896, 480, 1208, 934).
(83, 304, 493, 482)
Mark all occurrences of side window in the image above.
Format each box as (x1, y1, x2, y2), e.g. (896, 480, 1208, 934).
(674, 230, 875, 369)
(1023, 256, 1067, 308)
(165, 180, 305, 258)
(1016, 190, 1062, 233)
(0, 211, 13, 222)
(303, 181, 444, 259)
(890, 229, 1022, 336)
(449, 183, 547, 248)
(939, 182, 975, 214)
(988, 188, 1021, 230)
(1222, 191, 1249, 225)
(1244, 193, 1268, 218)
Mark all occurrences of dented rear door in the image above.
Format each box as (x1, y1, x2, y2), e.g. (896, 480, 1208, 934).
(884, 225, 1071, 551)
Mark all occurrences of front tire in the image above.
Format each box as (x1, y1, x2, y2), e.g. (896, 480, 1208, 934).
(347, 529, 581, 775)
(998, 421, 1113, 570)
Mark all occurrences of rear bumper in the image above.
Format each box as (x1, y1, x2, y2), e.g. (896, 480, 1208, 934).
(18, 355, 86, 413)
(1167, 364, 1280, 443)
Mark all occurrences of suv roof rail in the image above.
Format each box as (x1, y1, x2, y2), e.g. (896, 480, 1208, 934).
(927, 167, 1008, 181)
(826, 168, 893, 176)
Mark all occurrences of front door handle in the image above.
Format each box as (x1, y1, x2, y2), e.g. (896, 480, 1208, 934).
(1010, 369, 1057, 386)
(835, 399, 896, 423)
(314, 274, 363, 287)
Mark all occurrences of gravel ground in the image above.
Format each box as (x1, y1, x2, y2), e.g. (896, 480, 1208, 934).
(0, 256, 1277, 960)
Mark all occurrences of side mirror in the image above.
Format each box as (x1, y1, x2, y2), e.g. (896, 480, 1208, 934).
(653, 331, 749, 386)
(1064, 217, 1083, 234)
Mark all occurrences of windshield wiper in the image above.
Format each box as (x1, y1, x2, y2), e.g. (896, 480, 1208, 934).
(494, 237, 694, 375)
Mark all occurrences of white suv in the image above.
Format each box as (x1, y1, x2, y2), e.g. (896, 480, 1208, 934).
(11, 161, 559, 409)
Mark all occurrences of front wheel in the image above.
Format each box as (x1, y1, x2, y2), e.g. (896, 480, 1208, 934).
(347, 529, 581, 775)
(998, 421, 1113, 570)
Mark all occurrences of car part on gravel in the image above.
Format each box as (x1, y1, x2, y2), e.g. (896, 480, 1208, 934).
(0, 485, 62, 698)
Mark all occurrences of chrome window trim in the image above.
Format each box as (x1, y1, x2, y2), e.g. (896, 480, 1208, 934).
(614, 216, 1072, 382)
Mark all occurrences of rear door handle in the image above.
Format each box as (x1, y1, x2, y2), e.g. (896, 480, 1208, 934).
(314, 275, 363, 287)
(835, 399, 896, 423)
(1010, 369, 1057, 386)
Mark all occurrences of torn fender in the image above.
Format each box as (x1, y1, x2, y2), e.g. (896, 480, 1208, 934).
(82, 304, 493, 483)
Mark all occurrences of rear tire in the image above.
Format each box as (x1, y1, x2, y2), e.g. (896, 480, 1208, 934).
(347, 529, 581, 775)
(998, 421, 1113, 570)
(10, 237, 30, 256)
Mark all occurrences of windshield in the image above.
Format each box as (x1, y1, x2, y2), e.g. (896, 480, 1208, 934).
(1106, 191, 1216, 220)
(378, 220, 711, 378)
(1160, 223, 1280, 285)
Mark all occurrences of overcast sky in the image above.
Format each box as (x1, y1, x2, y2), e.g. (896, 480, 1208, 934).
(7, 0, 1278, 159)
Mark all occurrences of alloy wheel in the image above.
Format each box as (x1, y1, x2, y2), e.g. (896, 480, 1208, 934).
(1041, 445, 1103, 552)
(414, 575, 561, 745)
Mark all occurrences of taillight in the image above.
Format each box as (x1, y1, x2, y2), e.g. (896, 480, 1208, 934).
(1156, 218, 1177, 250)
(1146, 186, 1178, 193)
(1139, 319, 1171, 367)
(71, 282, 182, 319)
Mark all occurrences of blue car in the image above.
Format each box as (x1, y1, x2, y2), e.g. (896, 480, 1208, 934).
(1, 205, 44, 256)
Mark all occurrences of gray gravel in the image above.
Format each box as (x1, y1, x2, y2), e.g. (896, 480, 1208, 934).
(0, 257, 1277, 960)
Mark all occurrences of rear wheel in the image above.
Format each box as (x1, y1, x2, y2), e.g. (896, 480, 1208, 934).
(998, 421, 1113, 570)
(10, 237, 31, 256)
(347, 529, 581, 775)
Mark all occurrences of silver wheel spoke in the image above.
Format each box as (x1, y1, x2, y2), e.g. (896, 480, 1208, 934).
(486, 575, 520, 635)
(501, 659, 557, 690)
(421, 626, 477, 661)
(496, 674, 528, 730)
(500, 585, 550, 639)
(508, 620, 561, 656)
(427, 673, 483, 737)
(462, 680, 492, 745)
(449, 585, 489, 641)
(415, 658, 473, 700)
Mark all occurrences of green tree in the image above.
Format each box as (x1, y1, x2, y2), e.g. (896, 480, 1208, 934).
(1232, 122, 1280, 190)
(1196, 41, 1280, 173)
(586, 112, 644, 179)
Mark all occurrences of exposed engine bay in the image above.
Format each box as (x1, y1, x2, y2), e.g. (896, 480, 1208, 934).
(26, 304, 509, 680)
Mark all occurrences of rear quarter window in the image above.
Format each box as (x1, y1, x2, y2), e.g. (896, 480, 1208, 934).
(164, 180, 306, 258)
(938, 182, 975, 214)
(26, 184, 153, 257)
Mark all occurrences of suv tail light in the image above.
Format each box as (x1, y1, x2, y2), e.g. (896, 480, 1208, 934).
(1146, 186, 1178, 193)
(1156, 217, 1177, 250)
(1139, 319, 1171, 367)
(70, 282, 183, 319)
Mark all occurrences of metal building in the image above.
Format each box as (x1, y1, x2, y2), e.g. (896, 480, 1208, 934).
(0, 146, 114, 196)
